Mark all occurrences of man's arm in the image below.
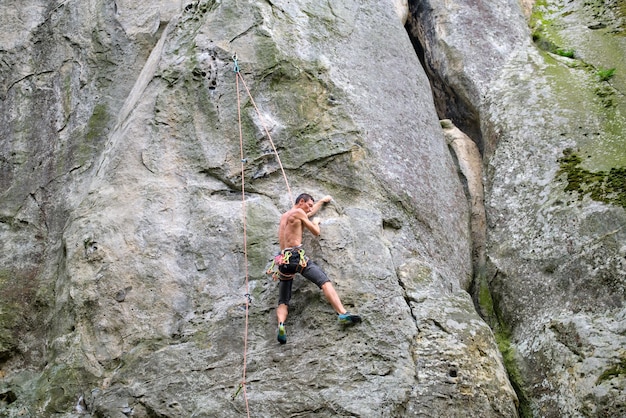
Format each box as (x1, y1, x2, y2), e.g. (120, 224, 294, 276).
(307, 195, 332, 218)
(296, 209, 321, 236)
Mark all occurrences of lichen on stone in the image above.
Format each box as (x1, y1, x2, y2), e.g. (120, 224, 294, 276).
(557, 148, 626, 208)
(596, 355, 626, 384)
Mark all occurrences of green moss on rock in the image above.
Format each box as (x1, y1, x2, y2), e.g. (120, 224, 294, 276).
(475, 274, 532, 417)
(34, 363, 97, 415)
(244, 202, 278, 278)
(65, 102, 111, 174)
(494, 328, 533, 418)
(0, 302, 18, 362)
(0, 268, 38, 362)
(558, 148, 626, 208)
(596, 352, 626, 385)
(86, 103, 109, 143)
(596, 355, 626, 384)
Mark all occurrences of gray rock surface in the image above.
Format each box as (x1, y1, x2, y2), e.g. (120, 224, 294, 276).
(408, 0, 625, 416)
(2, 0, 624, 416)
(441, 119, 486, 273)
(1, 0, 517, 417)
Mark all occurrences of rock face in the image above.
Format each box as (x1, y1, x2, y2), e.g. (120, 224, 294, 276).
(1, 0, 518, 417)
(0, 1, 623, 418)
(441, 119, 486, 273)
(408, 0, 625, 416)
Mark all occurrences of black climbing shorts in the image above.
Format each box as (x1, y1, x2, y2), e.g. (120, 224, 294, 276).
(277, 260, 331, 306)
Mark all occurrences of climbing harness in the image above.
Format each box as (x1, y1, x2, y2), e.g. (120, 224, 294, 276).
(265, 247, 308, 280)
(232, 53, 294, 417)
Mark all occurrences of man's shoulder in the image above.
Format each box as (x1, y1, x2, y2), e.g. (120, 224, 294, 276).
(284, 208, 306, 220)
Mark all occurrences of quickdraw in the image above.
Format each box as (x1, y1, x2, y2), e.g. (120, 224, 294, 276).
(232, 382, 244, 400)
(266, 248, 307, 280)
(297, 249, 306, 267)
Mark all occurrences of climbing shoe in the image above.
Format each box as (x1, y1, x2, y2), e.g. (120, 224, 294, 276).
(277, 323, 287, 344)
(338, 312, 362, 325)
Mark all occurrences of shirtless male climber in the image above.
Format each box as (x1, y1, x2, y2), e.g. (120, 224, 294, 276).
(273, 193, 361, 344)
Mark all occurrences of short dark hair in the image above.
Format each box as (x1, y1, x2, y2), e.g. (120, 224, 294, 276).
(295, 193, 314, 204)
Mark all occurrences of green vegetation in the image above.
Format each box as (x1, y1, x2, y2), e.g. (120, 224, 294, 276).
(555, 48, 575, 58)
(495, 328, 533, 418)
(55, 102, 109, 176)
(244, 203, 279, 278)
(530, 1, 573, 58)
(530, 0, 622, 111)
(85, 103, 110, 143)
(531, 28, 566, 57)
(596, 355, 626, 384)
(475, 275, 532, 417)
(0, 269, 25, 361)
(596, 67, 616, 82)
(531, 27, 576, 60)
(0, 306, 18, 361)
(531, 27, 619, 102)
(34, 362, 97, 415)
(557, 148, 626, 208)
(595, 84, 616, 107)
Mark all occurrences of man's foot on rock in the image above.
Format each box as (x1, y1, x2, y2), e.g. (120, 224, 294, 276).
(338, 312, 362, 325)
(277, 323, 287, 344)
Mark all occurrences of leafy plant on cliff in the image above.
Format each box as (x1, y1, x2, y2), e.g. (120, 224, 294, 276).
(555, 48, 575, 58)
(530, 1, 576, 59)
(596, 67, 616, 82)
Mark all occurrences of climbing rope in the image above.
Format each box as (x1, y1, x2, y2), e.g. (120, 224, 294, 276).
(234, 52, 252, 418)
(233, 53, 293, 202)
(231, 53, 293, 417)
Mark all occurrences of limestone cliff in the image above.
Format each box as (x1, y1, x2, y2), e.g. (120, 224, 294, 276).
(0, 0, 623, 417)
(407, 0, 625, 416)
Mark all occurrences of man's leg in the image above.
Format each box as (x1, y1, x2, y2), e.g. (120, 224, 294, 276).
(277, 278, 293, 323)
(277, 303, 288, 324)
(321, 282, 347, 315)
(276, 279, 292, 344)
(303, 261, 362, 324)
(302, 262, 347, 314)
(321, 282, 362, 324)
